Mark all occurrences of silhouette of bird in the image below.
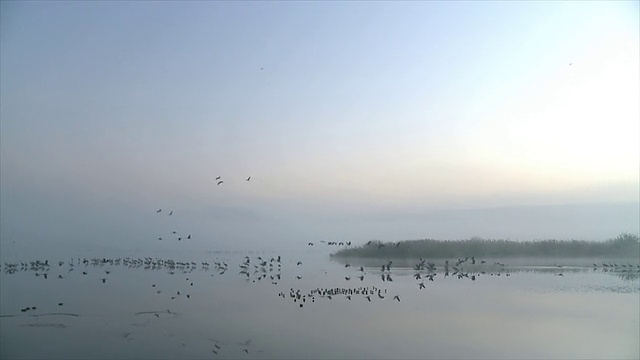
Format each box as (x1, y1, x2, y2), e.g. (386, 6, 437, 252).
(157, 209, 162, 213)
(246, 176, 251, 181)
(215, 176, 221, 180)
(393, 295, 400, 301)
(217, 181, 224, 185)
(297, 261, 302, 266)
(168, 211, 173, 216)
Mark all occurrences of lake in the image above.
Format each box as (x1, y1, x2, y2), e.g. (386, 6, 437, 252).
(1, 248, 638, 359)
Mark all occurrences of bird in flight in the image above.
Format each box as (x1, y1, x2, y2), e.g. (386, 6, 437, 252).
(157, 209, 162, 213)
(215, 176, 221, 180)
(217, 181, 224, 185)
(246, 176, 251, 181)
(168, 211, 173, 216)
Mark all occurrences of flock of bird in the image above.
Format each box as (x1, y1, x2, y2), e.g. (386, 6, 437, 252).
(2, 248, 639, 358)
(4, 253, 638, 311)
(154, 175, 251, 242)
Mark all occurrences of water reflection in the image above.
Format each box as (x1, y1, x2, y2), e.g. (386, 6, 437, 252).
(1, 252, 638, 359)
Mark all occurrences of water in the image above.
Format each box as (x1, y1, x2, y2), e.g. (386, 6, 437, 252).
(1, 249, 638, 359)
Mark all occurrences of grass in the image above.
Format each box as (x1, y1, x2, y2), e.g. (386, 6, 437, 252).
(331, 233, 640, 259)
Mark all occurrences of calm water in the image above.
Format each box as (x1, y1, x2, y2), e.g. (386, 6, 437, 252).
(1, 249, 638, 359)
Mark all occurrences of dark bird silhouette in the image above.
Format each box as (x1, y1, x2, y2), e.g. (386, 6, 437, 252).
(157, 209, 162, 213)
(246, 176, 251, 181)
(217, 181, 224, 185)
(169, 211, 173, 216)
(215, 176, 221, 180)
(394, 295, 400, 301)
(297, 261, 302, 266)
(187, 235, 191, 239)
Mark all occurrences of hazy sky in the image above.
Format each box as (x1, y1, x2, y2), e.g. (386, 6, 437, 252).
(1, 1, 638, 253)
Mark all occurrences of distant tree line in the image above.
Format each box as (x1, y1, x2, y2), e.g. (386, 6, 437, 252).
(331, 233, 640, 259)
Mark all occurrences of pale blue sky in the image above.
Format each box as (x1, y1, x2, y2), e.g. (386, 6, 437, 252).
(1, 1, 638, 253)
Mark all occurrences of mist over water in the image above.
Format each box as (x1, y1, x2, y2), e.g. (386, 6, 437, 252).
(1, 245, 638, 359)
(1, 1, 639, 359)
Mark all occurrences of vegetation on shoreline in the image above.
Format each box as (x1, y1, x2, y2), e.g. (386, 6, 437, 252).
(331, 233, 640, 259)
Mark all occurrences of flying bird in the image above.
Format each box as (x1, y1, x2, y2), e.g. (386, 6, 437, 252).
(217, 181, 224, 185)
(168, 211, 173, 216)
(157, 209, 162, 213)
(246, 176, 251, 181)
(215, 176, 221, 180)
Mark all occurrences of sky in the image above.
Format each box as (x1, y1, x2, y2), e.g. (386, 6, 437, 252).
(1, 1, 638, 254)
